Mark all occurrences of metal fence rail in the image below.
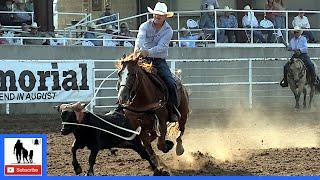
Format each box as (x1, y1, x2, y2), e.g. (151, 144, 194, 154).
(91, 57, 320, 112)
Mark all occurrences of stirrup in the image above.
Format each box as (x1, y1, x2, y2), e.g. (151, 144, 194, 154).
(280, 79, 288, 87)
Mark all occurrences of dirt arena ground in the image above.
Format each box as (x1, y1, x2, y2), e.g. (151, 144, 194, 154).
(2, 106, 320, 176)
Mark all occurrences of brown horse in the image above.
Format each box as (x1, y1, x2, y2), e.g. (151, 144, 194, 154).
(287, 58, 316, 109)
(116, 52, 189, 175)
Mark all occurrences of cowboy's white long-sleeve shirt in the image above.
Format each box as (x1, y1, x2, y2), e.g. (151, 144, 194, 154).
(135, 19, 173, 59)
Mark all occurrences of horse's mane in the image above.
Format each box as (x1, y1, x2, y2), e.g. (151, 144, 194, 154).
(115, 52, 156, 74)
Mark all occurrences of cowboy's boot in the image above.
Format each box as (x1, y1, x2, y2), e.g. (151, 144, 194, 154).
(312, 76, 320, 86)
(168, 105, 181, 122)
(280, 76, 288, 87)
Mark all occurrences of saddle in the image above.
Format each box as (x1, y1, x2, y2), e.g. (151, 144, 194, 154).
(145, 71, 183, 107)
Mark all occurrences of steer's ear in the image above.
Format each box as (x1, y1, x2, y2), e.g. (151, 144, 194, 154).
(53, 105, 60, 112)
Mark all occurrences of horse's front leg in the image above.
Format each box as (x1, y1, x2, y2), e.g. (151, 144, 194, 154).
(140, 132, 170, 176)
(309, 86, 315, 109)
(86, 148, 98, 176)
(156, 113, 174, 153)
(71, 140, 83, 175)
(176, 114, 188, 156)
(293, 88, 301, 109)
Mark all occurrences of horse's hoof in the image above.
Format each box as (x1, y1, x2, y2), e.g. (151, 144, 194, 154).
(86, 171, 94, 176)
(161, 140, 174, 153)
(176, 143, 184, 156)
(153, 167, 171, 176)
(74, 166, 82, 175)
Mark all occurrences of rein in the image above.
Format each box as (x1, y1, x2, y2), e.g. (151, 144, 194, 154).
(118, 64, 167, 114)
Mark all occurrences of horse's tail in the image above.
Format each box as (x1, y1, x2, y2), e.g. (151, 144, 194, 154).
(315, 84, 320, 94)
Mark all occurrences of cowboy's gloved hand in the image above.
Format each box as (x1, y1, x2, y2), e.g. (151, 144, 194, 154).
(294, 49, 301, 55)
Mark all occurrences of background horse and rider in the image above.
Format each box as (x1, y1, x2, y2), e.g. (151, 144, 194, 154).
(286, 54, 320, 110)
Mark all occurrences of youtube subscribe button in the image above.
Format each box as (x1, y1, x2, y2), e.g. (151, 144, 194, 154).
(5, 165, 42, 176)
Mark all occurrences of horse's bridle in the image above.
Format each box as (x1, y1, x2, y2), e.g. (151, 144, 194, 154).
(118, 68, 141, 106)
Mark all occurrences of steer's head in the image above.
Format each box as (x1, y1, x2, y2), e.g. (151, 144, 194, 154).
(55, 102, 86, 135)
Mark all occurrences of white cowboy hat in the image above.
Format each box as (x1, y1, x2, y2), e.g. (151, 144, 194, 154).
(87, 22, 96, 29)
(208, 5, 215, 10)
(244, 5, 251, 10)
(224, 6, 232, 10)
(147, 2, 174, 18)
(293, 26, 303, 33)
(105, 24, 116, 33)
(30, 22, 39, 29)
(180, 27, 188, 32)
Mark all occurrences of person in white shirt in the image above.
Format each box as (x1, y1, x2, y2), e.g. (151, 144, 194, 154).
(179, 27, 201, 48)
(292, 9, 316, 43)
(259, 15, 276, 43)
(242, 5, 266, 43)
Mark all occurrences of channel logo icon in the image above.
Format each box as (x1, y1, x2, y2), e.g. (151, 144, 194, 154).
(4, 138, 43, 176)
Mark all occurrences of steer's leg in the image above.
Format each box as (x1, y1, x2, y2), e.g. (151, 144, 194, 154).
(71, 140, 82, 175)
(130, 138, 157, 171)
(86, 148, 98, 176)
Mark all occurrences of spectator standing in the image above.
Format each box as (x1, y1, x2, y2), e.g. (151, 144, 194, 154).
(292, 9, 316, 43)
(242, 5, 266, 43)
(96, 3, 118, 29)
(265, 0, 275, 22)
(273, 0, 285, 42)
(13, 0, 32, 24)
(199, 0, 219, 38)
(25, 0, 33, 12)
(0, 0, 14, 25)
(218, 6, 238, 43)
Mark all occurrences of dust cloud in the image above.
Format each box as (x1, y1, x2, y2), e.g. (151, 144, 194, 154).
(172, 104, 320, 169)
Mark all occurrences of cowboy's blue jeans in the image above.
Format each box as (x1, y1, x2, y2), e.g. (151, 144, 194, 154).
(284, 53, 315, 78)
(151, 58, 178, 107)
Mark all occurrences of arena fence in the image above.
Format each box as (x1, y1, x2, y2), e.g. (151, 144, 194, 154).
(3, 57, 320, 114)
(90, 57, 320, 113)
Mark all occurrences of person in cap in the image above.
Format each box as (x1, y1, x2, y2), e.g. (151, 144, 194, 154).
(199, 4, 215, 38)
(103, 24, 117, 47)
(23, 22, 47, 45)
(280, 26, 319, 87)
(117, 22, 132, 46)
(134, 2, 180, 122)
(84, 22, 100, 46)
(218, 6, 238, 43)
